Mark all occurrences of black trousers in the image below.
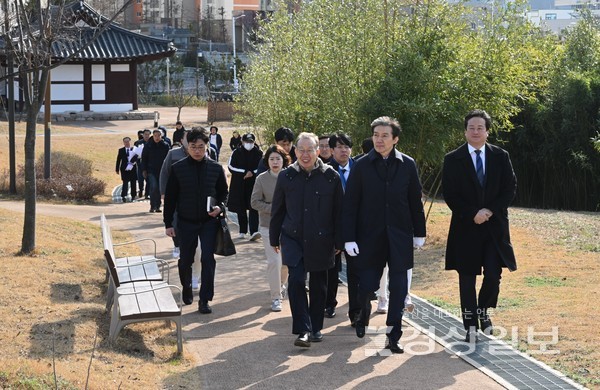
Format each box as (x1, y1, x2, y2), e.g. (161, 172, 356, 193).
(325, 252, 342, 309)
(120, 177, 137, 199)
(177, 218, 218, 302)
(458, 237, 503, 330)
(237, 209, 259, 235)
(346, 254, 361, 322)
(356, 257, 408, 342)
(287, 257, 328, 335)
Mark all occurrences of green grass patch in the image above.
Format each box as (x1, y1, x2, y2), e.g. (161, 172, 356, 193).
(524, 276, 567, 287)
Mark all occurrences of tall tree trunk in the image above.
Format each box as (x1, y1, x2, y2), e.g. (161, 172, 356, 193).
(21, 104, 40, 254)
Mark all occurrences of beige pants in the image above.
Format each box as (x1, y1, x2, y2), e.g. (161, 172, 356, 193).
(260, 226, 288, 300)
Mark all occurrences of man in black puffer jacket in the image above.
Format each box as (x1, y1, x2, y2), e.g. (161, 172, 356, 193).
(164, 128, 228, 314)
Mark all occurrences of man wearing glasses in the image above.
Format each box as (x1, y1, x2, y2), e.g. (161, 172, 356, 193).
(318, 134, 333, 164)
(164, 128, 228, 314)
(270, 132, 344, 348)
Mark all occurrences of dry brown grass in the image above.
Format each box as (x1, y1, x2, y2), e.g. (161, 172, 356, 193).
(414, 202, 600, 388)
(0, 208, 196, 389)
(0, 118, 598, 388)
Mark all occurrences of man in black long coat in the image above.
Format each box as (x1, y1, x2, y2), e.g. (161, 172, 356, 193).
(442, 109, 517, 342)
(227, 133, 263, 240)
(270, 132, 344, 348)
(343, 116, 426, 354)
(115, 136, 137, 202)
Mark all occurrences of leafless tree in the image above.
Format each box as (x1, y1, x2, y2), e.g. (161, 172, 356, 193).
(0, 0, 133, 254)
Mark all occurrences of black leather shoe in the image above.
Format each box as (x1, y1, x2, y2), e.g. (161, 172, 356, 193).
(385, 338, 404, 354)
(199, 301, 212, 314)
(182, 287, 193, 305)
(355, 321, 366, 338)
(149, 208, 155, 213)
(464, 330, 478, 343)
(155, 208, 161, 213)
(310, 331, 323, 342)
(325, 307, 336, 318)
(480, 318, 493, 335)
(350, 313, 359, 328)
(294, 332, 311, 348)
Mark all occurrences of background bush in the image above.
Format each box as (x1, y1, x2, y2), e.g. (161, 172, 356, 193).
(0, 152, 105, 201)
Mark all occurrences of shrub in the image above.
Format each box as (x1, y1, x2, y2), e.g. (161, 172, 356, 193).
(0, 152, 105, 201)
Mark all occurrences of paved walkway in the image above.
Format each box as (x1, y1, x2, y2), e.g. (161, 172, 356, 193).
(0, 199, 504, 389)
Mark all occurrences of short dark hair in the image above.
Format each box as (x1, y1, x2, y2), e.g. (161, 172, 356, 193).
(318, 134, 331, 141)
(464, 109, 492, 131)
(361, 138, 374, 153)
(263, 144, 291, 167)
(370, 116, 402, 138)
(123, 136, 131, 142)
(210, 126, 218, 132)
(176, 121, 183, 125)
(187, 128, 209, 144)
(274, 127, 294, 143)
(143, 129, 151, 134)
(328, 132, 352, 149)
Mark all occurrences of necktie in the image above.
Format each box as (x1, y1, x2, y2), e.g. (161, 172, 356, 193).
(475, 150, 484, 186)
(126, 148, 130, 158)
(340, 168, 347, 191)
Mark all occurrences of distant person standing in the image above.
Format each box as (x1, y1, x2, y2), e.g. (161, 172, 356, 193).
(270, 132, 343, 348)
(343, 116, 426, 354)
(230, 130, 242, 151)
(115, 137, 137, 203)
(142, 129, 170, 212)
(134, 129, 151, 199)
(227, 133, 263, 240)
(172, 121, 186, 146)
(256, 126, 298, 175)
(209, 126, 223, 161)
(251, 145, 291, 312)
(442, 109, 517, 343)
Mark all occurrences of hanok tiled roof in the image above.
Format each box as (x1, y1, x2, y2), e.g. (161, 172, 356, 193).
(51, 1, 176, 63)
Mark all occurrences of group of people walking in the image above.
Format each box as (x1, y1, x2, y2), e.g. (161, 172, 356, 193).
(119, 109, 518, 353)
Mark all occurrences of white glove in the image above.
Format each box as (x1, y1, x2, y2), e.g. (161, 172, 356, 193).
(413, 237, 425, 249)
(345, 242, 360, 256)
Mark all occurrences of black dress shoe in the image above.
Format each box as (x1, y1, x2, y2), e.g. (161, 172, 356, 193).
(480, 318, 493, 335)
(310, 331, 323, 342)
(149, 208, 155, 212)
(294, 332, 311, 348)
(385, 338, 404, 354)
(199, 301, 212, 314)
(464, 330, 478, 343)
(325, 307, 336, 318)
(155, 208, 161, 213)
(350, 313, 359, 328)
(182, 287, 193, 305)
(355, 321, 366, 338)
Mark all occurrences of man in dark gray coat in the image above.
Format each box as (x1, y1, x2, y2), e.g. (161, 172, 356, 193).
(270, 132, 344, 348)
(442, 109, 517, 343)
(343, 116, 426, 354)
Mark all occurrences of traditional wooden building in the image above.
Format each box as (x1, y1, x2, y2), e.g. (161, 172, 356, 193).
(2, 1, 176, 113)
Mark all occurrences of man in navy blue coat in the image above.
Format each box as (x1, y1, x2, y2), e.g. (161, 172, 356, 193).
(343, 116, 426, 354)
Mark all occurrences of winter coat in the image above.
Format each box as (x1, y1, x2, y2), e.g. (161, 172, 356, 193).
(442, 143, 517, 274)
(269, 159, 344, 272)
(343, 148, 426, 271)
(227, 145, 263, 212)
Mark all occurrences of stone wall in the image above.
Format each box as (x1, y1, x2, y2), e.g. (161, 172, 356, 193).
(44, 111, 158, 122)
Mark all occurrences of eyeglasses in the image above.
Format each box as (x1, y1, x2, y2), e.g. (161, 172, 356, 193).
(296, 149, 317, 155)
(189, 144, 206, 151)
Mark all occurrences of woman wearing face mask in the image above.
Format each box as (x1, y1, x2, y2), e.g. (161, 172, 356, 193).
(251, 145, 291, 311)
(227, 133, 264, 240)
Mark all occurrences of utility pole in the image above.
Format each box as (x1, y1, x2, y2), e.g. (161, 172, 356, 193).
(232, 14, 245, 93)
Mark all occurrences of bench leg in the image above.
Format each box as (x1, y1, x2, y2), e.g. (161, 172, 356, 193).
(106, 279, 115, 312)
(108, 303, 122, 341)
(174, 318, 183, 354)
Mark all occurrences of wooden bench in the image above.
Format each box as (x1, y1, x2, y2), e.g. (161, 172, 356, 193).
(100, 214, 169, 310)
(100, 214, 183, 354)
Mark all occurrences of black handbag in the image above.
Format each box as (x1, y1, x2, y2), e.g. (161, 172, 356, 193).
(214, 215, 236, 256)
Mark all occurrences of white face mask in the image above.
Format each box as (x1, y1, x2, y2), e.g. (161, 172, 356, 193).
(243, 143, 254, 151)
